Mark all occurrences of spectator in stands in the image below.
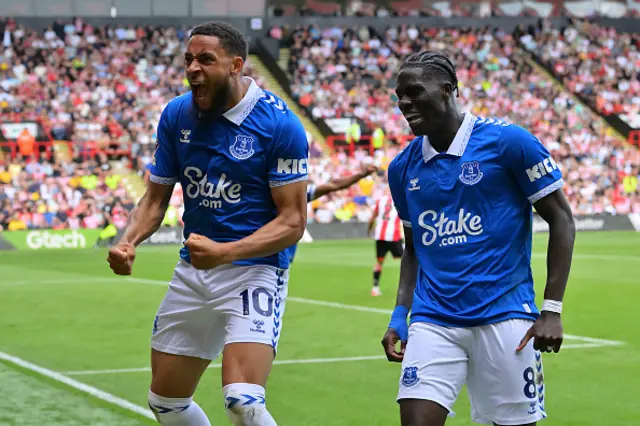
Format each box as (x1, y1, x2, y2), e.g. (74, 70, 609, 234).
(282, 24, 640, 218)
(16, 128, 35, 160)
(524, 19, 640, 126)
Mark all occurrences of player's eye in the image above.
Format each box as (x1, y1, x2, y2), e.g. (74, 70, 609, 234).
(406, 86, 422, 97)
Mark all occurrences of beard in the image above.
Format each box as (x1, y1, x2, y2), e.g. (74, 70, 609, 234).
(192, 76, 233, 118)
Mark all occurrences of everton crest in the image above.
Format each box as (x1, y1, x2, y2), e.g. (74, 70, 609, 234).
(459, 161, 483, 186)
(401, 366, 419, 387)
(230, 135, 255, 160)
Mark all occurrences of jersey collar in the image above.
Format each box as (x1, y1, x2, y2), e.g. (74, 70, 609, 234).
(421, 112, 477, 163)
(223, 77, 264, 126)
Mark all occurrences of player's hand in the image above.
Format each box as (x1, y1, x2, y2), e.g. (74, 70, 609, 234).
(381, 328, 406, 362)
(362, 164, 379, 177)
(107, 242, 136, 275)
(184, 233, 230, 270)
(516, 311, 563, 353)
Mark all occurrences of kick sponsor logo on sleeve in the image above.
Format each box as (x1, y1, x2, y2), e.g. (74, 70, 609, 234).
(276, 158, 308, 175)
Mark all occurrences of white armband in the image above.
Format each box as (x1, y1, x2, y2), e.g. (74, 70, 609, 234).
(541, 299, 563, 314)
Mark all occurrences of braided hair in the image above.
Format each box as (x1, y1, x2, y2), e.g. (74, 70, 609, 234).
(400, 51, 459, 97)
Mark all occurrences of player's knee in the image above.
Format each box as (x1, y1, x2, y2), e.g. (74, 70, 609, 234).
(223, 383, 276, 426)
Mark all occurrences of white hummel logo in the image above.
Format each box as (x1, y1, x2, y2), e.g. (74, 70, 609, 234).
(409, 178, 420, 191)
(180, 129, 191, 143)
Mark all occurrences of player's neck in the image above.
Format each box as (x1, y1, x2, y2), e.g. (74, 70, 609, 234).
(223, 77, 250, 113)
(426, 111, 465, 153)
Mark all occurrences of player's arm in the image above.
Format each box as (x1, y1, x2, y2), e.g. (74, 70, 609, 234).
(381, 157, 415, 362)
(311, 165, 377, 200)
(367, 202, 379, 236)
(108, 104, 179, 275)
(393, 226, 418, 310)
(534, 190, 575, 306)
(382, 225, 417, 362)
(118, 182, 175, 247)
(500, 125, 576, 353)
(211, 181, 307, 262)
(516, 189, 575, 353)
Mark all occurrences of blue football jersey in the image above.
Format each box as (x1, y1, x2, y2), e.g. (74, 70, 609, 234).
(149, 78, 309, 269)
(284, 184, 316, 263)
(388, 113, 564, 327)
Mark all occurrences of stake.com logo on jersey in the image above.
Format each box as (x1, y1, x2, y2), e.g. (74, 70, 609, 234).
(183, 166, 241, 209)
(418, 208, 483, 247)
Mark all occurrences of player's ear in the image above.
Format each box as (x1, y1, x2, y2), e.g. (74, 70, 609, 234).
(442, 82, 454, 100)
(231, 56, 244, 76)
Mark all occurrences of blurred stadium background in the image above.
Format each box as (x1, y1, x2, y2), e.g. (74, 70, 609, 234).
(0, 1, 639, 425)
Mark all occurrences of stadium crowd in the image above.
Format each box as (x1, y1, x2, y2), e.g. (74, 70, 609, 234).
(284, 23, 640, 215)
(0, 154, 134, 231)
(1, 18, 640, 233)
(520, 20, 640, 123)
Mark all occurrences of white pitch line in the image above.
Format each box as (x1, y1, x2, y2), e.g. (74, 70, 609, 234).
(287, 296, 392, 314)
(6, 275, 627, 347)
(64, 355, 388, 376)
(561, 342, 623, 349)
(1, 278, 118, 287)
(62, 341, 621, 377)
(0, 351, 155, 420)
(563, 334, 625, 345)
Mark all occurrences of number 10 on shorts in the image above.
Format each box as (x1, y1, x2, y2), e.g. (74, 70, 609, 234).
(240, 288, 274, 317)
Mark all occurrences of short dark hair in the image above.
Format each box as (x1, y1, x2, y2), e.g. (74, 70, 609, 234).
(400, 51, 459, 96)
(190, 21, 248, 61)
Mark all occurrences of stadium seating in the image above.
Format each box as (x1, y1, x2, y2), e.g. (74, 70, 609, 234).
(520, 20, 640, 127)
(0, 156, 134, 231)
(2, 18, 639, 230)
(284, 24, 640, 215)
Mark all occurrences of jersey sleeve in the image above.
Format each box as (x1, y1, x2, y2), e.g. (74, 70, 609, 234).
(499, 124, 564, 204)
(387, 156, 411, 228)
(306, 184, 317, 202)
(149, 104, 179, 185)
(268, 112, 309, 187)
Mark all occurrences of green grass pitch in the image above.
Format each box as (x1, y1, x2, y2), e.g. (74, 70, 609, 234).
(0, 232, 638, 425)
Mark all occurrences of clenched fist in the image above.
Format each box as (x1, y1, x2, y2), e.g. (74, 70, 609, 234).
(184, 233, 231, 270)
(107, 242, 136, 275)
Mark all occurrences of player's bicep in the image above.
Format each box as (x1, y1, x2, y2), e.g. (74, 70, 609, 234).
(403, 226, 415, 254)
(500, 125, 563, 204)
(270, 180, 307, 225)
(533, 188, 573, 225)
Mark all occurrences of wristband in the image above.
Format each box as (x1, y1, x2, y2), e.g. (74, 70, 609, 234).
(390, 305, 409, 321)
(389, 305, 410, 341)
(541, 299, 563, 314)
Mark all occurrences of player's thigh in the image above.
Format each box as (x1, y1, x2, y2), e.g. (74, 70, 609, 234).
(150, 350, 211, 398)
(221, 342, 275, 387)
(215, 266, 288, 386)
(375, 240, 389, 260)
(150, 260, 225, 396)
(400, 399, 450, 426)
(468, 319, 546, 426)
(391, 240, 404, 258)
(397, 322, 471, 421)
